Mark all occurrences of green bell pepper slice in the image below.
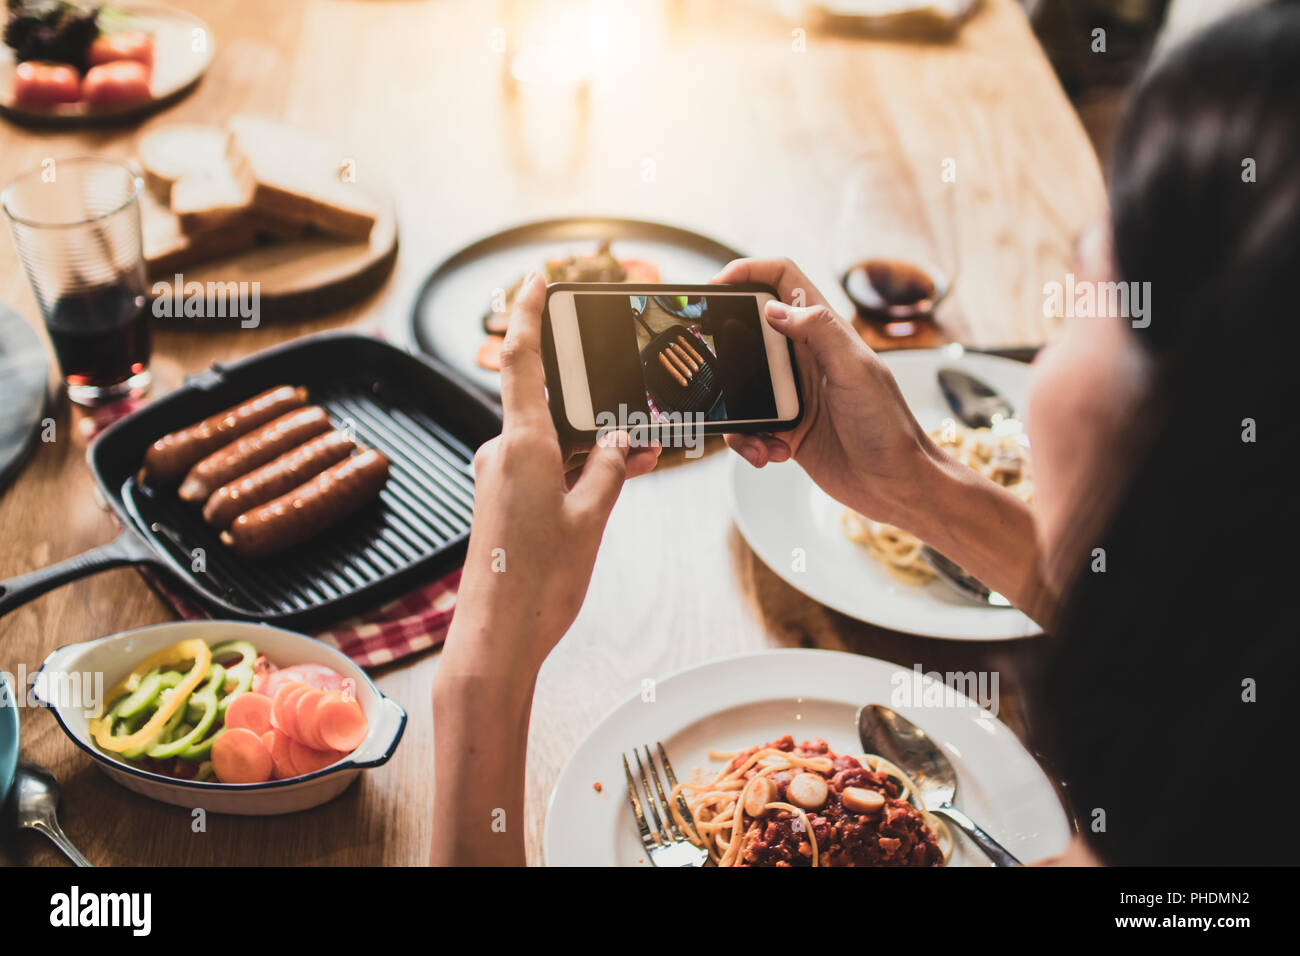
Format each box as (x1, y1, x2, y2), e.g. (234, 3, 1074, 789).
(145, 663, 225, 761)
(114, 668, 165, 721)
(218, 663, 253, 716)
(209, 640, 257, 671)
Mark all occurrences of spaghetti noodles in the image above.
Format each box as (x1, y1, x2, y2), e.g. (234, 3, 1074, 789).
(842, 424, 1033, 584)
(668, 735, 950, 867)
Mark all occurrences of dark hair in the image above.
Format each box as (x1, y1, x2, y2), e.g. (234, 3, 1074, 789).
(1041, 1, 1300, 865)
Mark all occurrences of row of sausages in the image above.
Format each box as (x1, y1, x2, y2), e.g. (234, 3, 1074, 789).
(142, 385, 390, 558)
(656, 334, 705, 389)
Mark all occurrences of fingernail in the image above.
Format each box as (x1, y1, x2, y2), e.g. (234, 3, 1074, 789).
(766, 301, 790, 321)
(739, 445, 761, 467)
(525, 270, 543, 288)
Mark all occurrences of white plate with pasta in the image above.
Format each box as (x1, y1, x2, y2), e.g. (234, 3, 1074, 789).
(543, 648, 1072, 866)
(729, 349, 1042, 641)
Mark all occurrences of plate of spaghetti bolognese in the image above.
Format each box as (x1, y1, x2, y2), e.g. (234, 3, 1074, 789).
(543, 649, 1071, 866)
(728, 348, 1041, 641)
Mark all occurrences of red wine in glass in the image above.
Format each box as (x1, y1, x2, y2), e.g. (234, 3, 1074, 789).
(44, 281, 151, 399)
(841, 258, 950, 340)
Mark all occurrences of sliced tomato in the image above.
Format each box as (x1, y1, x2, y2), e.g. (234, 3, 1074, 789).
(11, 61, 81, 109)
(476, 335, 505, 371)
(88, 31, 155, 71)
(620, 259, 661, 283)
(81, 61, 152, 111)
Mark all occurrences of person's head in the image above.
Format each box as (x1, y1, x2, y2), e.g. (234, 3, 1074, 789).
(1023, 0, 1300, 864)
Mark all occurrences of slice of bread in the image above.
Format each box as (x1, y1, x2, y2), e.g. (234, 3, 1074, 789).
(137, 123, 233, 204)
(141, 192, 258, 279)
(171, 165, 253, 233)
(227, 114, 377, 241)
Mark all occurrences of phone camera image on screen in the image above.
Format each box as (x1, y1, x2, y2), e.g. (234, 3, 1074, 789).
(574, 293, 778, 426)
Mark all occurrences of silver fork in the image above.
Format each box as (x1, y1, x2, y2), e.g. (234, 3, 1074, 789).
(622, 742, 708, 867)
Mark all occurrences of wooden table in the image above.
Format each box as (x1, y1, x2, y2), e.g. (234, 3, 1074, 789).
(0, 0, 1105, 866)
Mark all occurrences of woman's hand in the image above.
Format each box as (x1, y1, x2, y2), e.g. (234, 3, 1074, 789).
(713, 257, 1055, 625)
(432, 272, 659, 866)
(712, 258, 937, 527)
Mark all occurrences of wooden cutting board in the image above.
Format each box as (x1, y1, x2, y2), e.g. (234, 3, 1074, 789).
(146, 188, 399, 324)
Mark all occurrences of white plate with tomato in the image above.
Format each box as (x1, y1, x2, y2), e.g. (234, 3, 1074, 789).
(1, 1, 214, 126)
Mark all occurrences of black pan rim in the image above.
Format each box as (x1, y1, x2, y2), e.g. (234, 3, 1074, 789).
(86, 331, 500, 627)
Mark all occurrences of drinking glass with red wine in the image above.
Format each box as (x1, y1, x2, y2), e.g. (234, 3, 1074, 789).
(834, 151, 958, 350)
(3, 157, 152, 406)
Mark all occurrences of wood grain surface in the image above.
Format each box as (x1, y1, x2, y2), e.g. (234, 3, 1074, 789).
(0, 0, 1105, 866)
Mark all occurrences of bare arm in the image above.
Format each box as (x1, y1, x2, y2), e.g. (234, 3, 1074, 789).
(907, 443, 1058, 628)
(431, 618, 535, 866)
(429, 273, 660, 866)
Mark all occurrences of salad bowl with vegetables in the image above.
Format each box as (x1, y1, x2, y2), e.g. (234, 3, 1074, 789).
(34, 621, 405, 815)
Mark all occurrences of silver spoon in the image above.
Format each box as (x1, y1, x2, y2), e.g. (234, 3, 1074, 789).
(937, 367, 1017, 430)
(921, 545, 1015, 608)
(857, 704, 1022, 867)
(12, 764, 92, 867)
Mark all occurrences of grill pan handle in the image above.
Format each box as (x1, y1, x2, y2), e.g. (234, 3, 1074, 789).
(0, 528, 157, 619)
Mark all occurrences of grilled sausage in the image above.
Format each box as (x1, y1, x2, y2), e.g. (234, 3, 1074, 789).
(220, 449, 390, 558)
(676, 336, 704, 364)
(657, 351, 687, 387)
(669, 342, 698, 373)
(201, 430, 356, 528)
(663, 347, 692, 379)
(179, 406, 332, 503)
(143, 385, 308, 484)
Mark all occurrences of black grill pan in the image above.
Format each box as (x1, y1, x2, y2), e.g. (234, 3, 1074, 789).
(0, 333, 501, 629)
(635, 318, 722, 417)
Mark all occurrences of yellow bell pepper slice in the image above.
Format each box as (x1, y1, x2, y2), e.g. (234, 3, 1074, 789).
(90, 639, 212, 754)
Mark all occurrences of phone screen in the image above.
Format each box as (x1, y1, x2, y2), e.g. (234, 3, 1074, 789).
(570, 292, 781, 427)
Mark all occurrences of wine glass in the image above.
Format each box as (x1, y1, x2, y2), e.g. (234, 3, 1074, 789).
(833, 149, 959, 348)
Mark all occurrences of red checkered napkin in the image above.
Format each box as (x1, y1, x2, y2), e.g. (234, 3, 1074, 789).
(140, 567, 461, 669)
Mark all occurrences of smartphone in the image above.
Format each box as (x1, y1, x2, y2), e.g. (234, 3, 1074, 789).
(541, 283, 803, 447)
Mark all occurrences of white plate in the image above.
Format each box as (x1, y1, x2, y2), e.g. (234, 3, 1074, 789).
(729, 348, 1041, 641)
(0, 3, 216, 126)
(544, 648, 1071, 866)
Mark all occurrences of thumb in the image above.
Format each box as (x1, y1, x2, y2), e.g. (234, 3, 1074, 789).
(765, 300, 865, 384)
(568, 430, 632, 523)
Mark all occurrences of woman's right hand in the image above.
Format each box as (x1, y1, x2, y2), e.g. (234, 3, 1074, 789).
(712, 257, 939, 528)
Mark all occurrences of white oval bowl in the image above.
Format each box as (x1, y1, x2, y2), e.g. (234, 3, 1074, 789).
(33, 621, 406, 816)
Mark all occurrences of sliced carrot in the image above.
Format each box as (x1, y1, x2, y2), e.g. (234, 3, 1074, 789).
(268, 728, 298, 780)
(293, 688, 328, 749)
(211, 728, 273, 784)
(288, 739, 345, 775)
(270, 682, 310, 740)
(225, 691, 273, 736)
(476, 335, 505, 371)
(316, 692, 369, 753)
